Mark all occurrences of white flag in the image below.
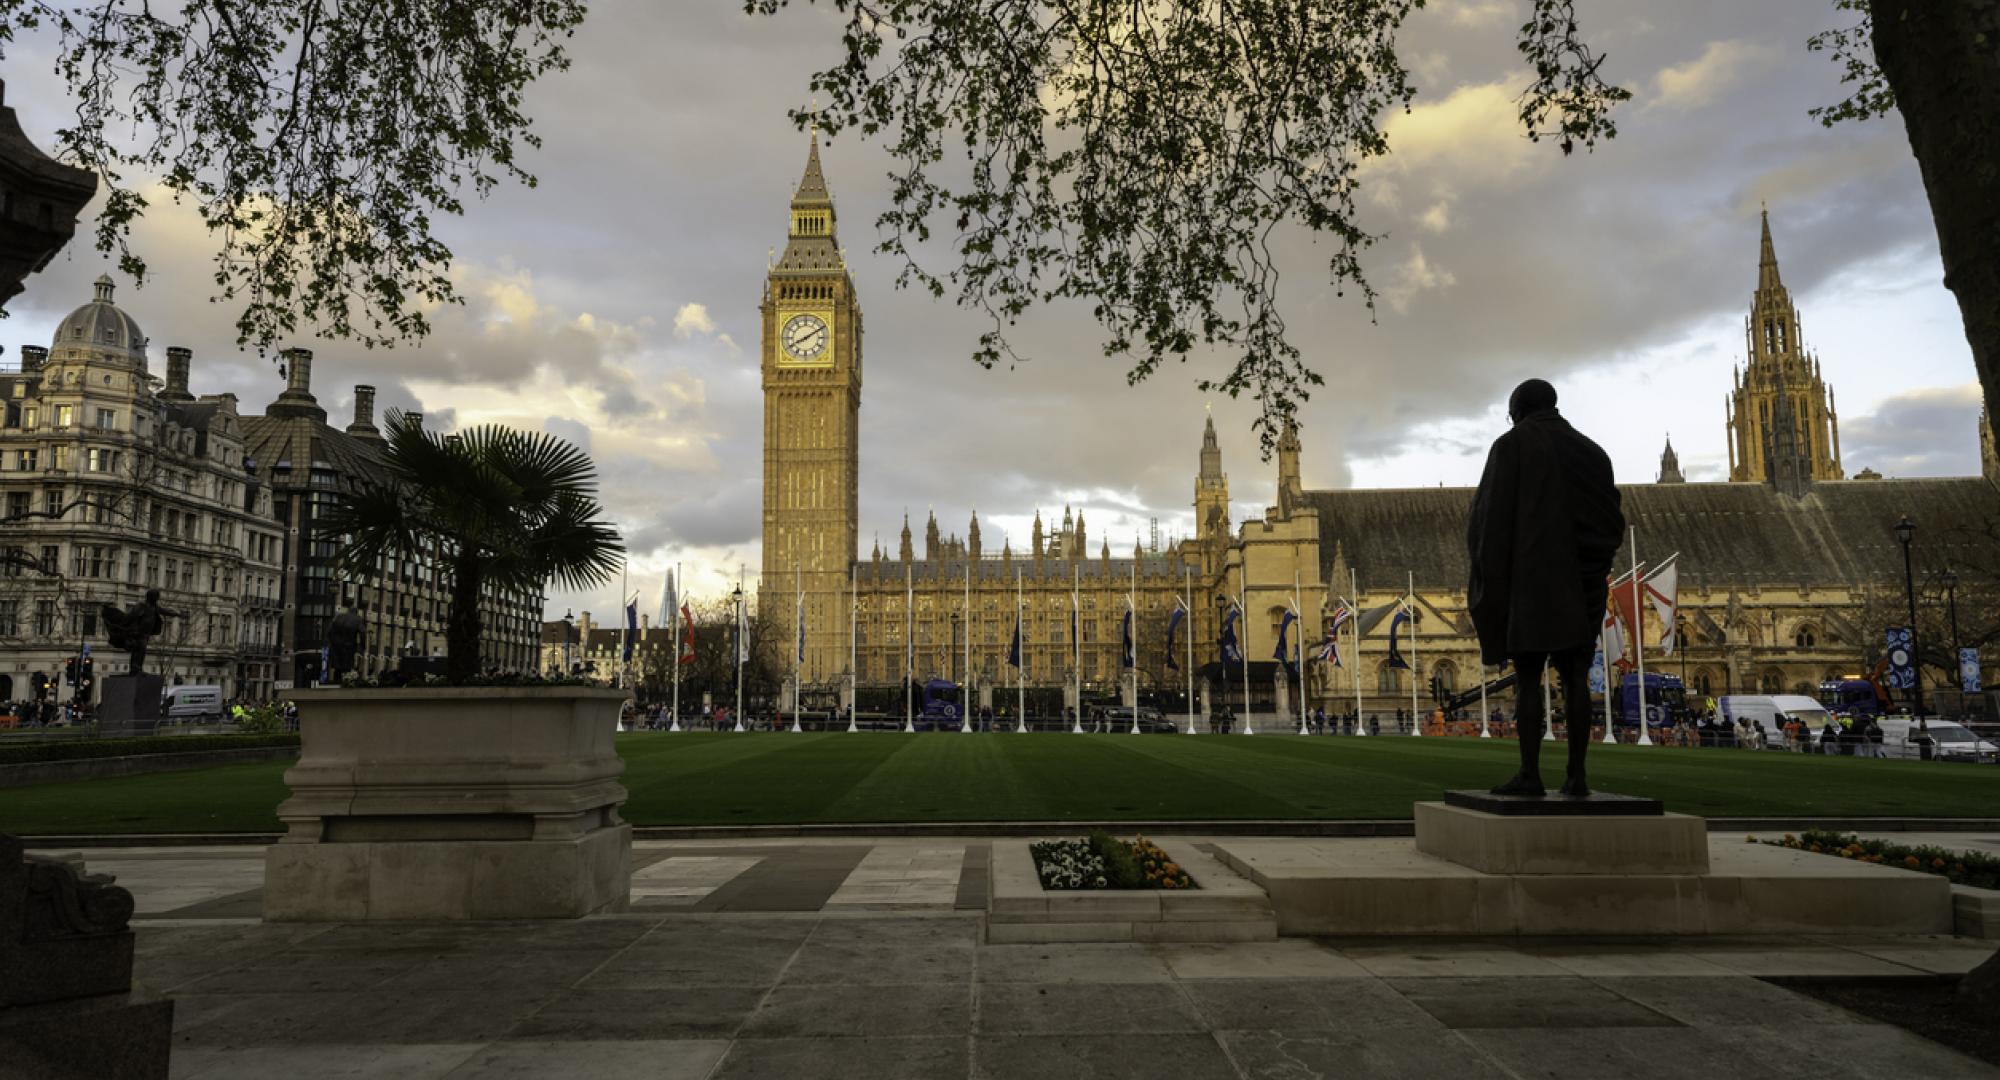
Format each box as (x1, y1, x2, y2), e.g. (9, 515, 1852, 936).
(1644, 560, 1679, 656)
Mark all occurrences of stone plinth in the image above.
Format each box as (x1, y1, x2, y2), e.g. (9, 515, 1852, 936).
(96, 674, 163, 738)
(1443, 790, 1663, 816)
(263, 687, 632, 921)
(1416, 801, 1710, 875)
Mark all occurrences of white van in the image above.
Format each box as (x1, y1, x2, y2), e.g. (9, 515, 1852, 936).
(161, 684, 225, 722)
(1718, 694, 1833, 747)
(1872, 718, 1999, 762)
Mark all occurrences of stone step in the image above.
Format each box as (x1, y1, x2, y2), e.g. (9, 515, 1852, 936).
(1210, 837, 1955, 937)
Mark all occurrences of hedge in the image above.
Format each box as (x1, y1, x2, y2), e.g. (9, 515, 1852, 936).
(0, 734, 300, 766)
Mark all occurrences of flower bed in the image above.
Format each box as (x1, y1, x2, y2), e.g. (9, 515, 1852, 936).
(1030, 831, 1198, 890)
(1763, 830, 2000, 890)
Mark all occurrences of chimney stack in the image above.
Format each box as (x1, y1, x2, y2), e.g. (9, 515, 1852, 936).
(406, 412, 424, 431)
(346, 384, 383, 443)
(283, 347, 313, 397)
(19, 345, 47, 371)
(265, 346, 328, 422)
(161, 346, 194, 402)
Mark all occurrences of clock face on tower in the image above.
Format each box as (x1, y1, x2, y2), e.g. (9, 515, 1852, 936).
(782, 313, 830, 362)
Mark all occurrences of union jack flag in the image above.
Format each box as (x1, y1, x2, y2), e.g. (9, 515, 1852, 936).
(1316, 603, 1352, 666)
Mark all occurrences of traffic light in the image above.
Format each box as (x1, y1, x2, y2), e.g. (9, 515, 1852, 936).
(77, 655, 95, 693)
(64, 657, 78, 685)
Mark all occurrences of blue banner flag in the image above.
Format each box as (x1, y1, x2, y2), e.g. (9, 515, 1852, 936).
(624, 601, 639, 662)
(1960, 647, 1981, 693)
(1121, 609, 1134, 669)
(1387, 608, 1411, 670)
(1164, 606, 1185, 672)
(1588, 649, 1606, 694)
(1219, 605, 1243, 664)
(1007, 617, 1022, 668)
(1274, 610, 1298, 675)
(1885, 626, 1915, 690)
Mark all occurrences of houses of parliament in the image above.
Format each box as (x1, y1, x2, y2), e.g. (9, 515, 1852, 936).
(760, 136, 2000, 716)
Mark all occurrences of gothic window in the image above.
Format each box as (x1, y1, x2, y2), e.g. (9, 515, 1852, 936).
(1759, 668, 1784, 693)
(1793, 625, 1818, 649)
(1376, 661, 1401, 693)
(1693, 669, 1714, 698)
(1777, 322, 1788, 352)
(1763, 321, 1774, 353)
(1432, 661, 1457, 695)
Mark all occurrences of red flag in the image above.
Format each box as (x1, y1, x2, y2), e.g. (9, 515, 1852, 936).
(679, 603, 698, 664)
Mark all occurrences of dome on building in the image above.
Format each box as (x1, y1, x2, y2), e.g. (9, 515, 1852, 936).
(48, 274, 148, 369)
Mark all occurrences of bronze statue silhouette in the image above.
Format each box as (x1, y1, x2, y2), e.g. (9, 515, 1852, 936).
(99, 589, 180, 677)
(327, 597, 365, 680)
(1467, 379, 1626, 797)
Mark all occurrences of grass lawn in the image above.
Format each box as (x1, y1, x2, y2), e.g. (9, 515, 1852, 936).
(2, 733, 1997, 835)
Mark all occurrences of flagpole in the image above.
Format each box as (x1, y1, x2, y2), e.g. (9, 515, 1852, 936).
(1295, 572, 1308, 736)
(1408, 570, 1421, 737)
(1129, 553, 1140, 736)
(1601, 622, 1617, 745)
(1478, 662, 1490, 738)
(1352, 566, 1365, 735)
(791, 562, 804, 733)
(670, 564, 682, 732)
(1184, 564, 1195, 735)
(904, 560, 915, 734)
(848, 566, 859, 733)
(1072, 564, 1084, 734)
(1631, 525, 1649, 747)
(1016, 564, 1026, 734)
(734, 564, 745, 733)
(1239, 575, 1252, 735)
(962, 561, 973, 734)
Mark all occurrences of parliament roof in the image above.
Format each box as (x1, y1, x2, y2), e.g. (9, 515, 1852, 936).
(1303, 476, 2000, 596)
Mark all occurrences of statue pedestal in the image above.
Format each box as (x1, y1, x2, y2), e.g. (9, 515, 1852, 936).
(97, 675, 163, 737)
(1419, 798, 1708, 875)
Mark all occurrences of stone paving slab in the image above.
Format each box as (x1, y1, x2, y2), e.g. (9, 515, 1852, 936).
(124, 915, 2000, 1079)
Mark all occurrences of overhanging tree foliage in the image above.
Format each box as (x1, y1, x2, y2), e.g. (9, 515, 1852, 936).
(0, 0, 585, 350)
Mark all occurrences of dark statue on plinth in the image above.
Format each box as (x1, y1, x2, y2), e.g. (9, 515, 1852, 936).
(1466, 379, 1626, 798)
(98, 589, 178, 676)
(327, 597, 365, 681)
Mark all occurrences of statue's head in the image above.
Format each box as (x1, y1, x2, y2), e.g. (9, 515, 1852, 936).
(1506, 378, 1558, 423)
(144, 588, 161, 603)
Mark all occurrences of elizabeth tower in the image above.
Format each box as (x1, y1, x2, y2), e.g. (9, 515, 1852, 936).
(760, 134, 862, 685)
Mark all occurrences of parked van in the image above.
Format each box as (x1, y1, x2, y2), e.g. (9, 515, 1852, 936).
(161, 684, 225, 722)
(1718, 694, 1833, 746)
(1871, 718, 1999, 762)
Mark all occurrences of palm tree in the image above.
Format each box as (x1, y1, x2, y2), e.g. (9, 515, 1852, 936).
(320, 411, 624, 683)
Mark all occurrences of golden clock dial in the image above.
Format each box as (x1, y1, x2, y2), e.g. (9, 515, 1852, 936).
(782, 314, 830, 361)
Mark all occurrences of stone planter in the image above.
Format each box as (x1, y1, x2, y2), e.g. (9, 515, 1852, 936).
(263, 687, 632, 921)
(989, 840, 1276, 944)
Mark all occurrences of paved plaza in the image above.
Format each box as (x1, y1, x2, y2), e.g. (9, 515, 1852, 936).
(33, 839, 1999, 1079)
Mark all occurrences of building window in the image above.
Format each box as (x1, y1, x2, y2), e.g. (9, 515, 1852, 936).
(1376, 662, 1401, 693)
(0, 599, 16, 636)
(1759, 668, 1784, 693)
(51, 446, 70, 470)
(13, 449, 37, 471)
(33, 599, 57, 637)
(55, 404, 73, 427)
(5, 491, 27, 520)
(1793, 626, 1817, 649)
(96, 408, 117, 430)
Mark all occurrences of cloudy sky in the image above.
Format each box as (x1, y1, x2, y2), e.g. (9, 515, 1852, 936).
(3, 0, 1980, 622)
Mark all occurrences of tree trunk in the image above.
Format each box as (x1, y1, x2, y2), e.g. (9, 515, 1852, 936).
(1869, 0, 2000, 1003)
(1870, 1, 2000, 425)
(446, 551, 484, 684)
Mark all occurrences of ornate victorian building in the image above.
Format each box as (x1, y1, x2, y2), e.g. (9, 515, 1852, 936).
(0, 278, 285, 702)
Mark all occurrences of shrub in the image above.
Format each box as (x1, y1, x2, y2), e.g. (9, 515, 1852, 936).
(0, 734, 299, 766)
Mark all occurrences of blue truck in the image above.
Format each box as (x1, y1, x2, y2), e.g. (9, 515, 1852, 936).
(1614, 672, 1685, 728)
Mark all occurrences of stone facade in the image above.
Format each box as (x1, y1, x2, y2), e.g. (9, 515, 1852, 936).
(0, 278, 286, 703)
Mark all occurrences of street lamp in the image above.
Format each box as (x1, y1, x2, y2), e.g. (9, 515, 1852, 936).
(1894, 514, 1925, 717)
(561, 608, 575, 676)
(1944, 566, 1962, 715)
(731, 584, 745, 731)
